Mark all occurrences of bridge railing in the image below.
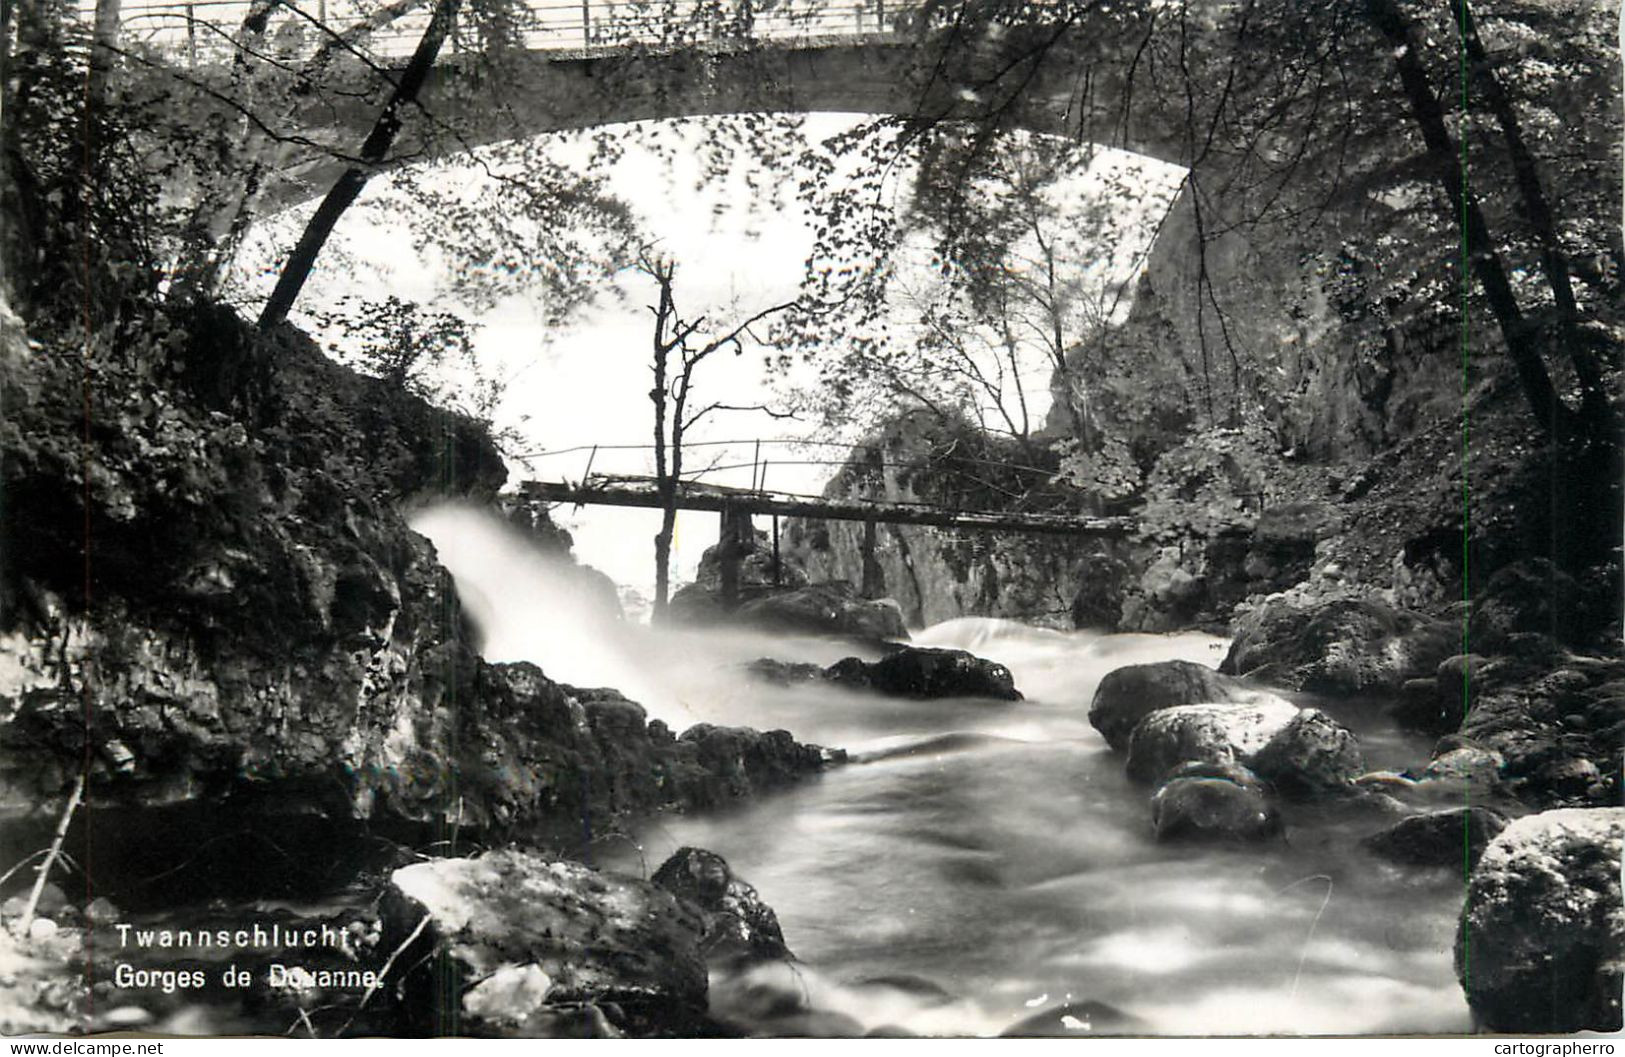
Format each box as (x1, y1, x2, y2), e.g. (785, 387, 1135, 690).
(101, 0, 906, 67)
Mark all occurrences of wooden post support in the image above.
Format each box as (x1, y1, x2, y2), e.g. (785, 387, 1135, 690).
(772, 513, 781, 587)
(718, 503, 746, 609)
(860, 518, 882, 598)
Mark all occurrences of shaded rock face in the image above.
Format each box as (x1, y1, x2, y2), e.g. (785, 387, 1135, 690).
(1469, 557, 1585, 654)
(1455, 808, 1624, 1033)
(1044, 184, 1459, 468)
(651, 847, 790, 965)
(1124, 700, 1300, 784)
(1247, 708, 1365, 798)
(1361, 807, 1508, 869)
(383, 850, 709, 1037)
(1088, 660, 1290, 753)
(1151, 772, 1283, 843)
(1, 309, 500, 823)
(746, 647, 1023, 701)
(0, 308, 836, 889)
(780, 412, 1125, 630)
(1222, 596, 1456, 695)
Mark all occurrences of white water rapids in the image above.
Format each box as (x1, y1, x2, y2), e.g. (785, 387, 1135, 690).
(412, 505, 1474, 1037)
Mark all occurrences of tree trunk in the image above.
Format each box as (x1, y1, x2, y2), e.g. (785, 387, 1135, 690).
(1451, 0, 1609, 427)
(653, 510, 675, 617)
(257, 0, 459, 331)
(1363, 0, 1566, 435)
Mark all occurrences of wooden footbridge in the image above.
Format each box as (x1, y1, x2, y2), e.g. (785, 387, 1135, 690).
(520, 470, 1134, 605)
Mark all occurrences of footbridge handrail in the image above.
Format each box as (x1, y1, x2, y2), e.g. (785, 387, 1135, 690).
(101, 0, 914, 65)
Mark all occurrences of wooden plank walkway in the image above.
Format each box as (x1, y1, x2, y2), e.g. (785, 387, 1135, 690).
(519, 477, 1134, 536)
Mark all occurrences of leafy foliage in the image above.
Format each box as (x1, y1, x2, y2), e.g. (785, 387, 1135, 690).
(305, 295, 498, 417)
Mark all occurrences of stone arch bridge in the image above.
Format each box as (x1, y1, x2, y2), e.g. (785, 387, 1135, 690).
(111, 0, 1200, 199)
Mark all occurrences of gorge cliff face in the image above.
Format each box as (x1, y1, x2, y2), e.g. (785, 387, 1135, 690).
(780, 413, 1125, 629)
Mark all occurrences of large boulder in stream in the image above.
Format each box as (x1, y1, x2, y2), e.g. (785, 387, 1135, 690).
(651, 847, 790, 964)
(830, 646, 1022, 701)
(1246, 708, 1365, 797)
(1151, 769, 1283, 843)
(1455, 807, 1624, 1033)
(1124, 700, 1300, 784)
(1221, 596, 1456, 695)
(746, 646, 1023, 701)
(1362, 806, 1508, 869)
(383, 849, 709, 1036)
(1089, 660, 1290, 752)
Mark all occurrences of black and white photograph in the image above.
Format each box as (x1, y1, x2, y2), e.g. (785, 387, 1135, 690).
(0, 0, 1620, 1040)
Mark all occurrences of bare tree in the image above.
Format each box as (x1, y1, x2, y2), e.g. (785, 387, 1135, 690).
(639, 250, 798, 616)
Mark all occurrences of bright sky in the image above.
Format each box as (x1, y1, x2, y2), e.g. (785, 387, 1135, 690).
(236, 114, 1184, 600)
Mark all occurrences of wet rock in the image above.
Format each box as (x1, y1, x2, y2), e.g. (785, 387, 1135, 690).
(1390, 653, 1487, 735)
(1150, 769, 1283, 843)
(1362, 807, 1509, 869)
(383, 849, 708, 1037)
(735, 583, 908, 642)
(1456, 807, 1623, 1033)
(674, 725, 841, 811)
(859, 646, 1021, 701)
(1222, 596, 1456, 695)
(743, 659, 826, 687)
(1424, 743, 1505, 784)
(768, 647, 1024, 701)
(1161, 758, 1269, 792)
(1246, 708, 1365, 797)
(1089, 660, 1291, 753)
(1125, 700, 1300, 784)
(823, 656, 874, 689)
(1000, 999, 1150, 1036)
(651, 847, 790, 964)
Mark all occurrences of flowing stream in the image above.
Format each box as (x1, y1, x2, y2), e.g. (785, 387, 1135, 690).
(414, 506, 1475, 1037)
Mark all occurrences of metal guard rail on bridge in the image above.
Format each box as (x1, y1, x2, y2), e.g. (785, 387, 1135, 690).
(520, 477, 1136, 537)
(101, 0, 910, 65)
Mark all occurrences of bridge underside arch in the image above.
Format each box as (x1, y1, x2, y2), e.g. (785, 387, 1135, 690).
(283, 30, 1192, 202)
